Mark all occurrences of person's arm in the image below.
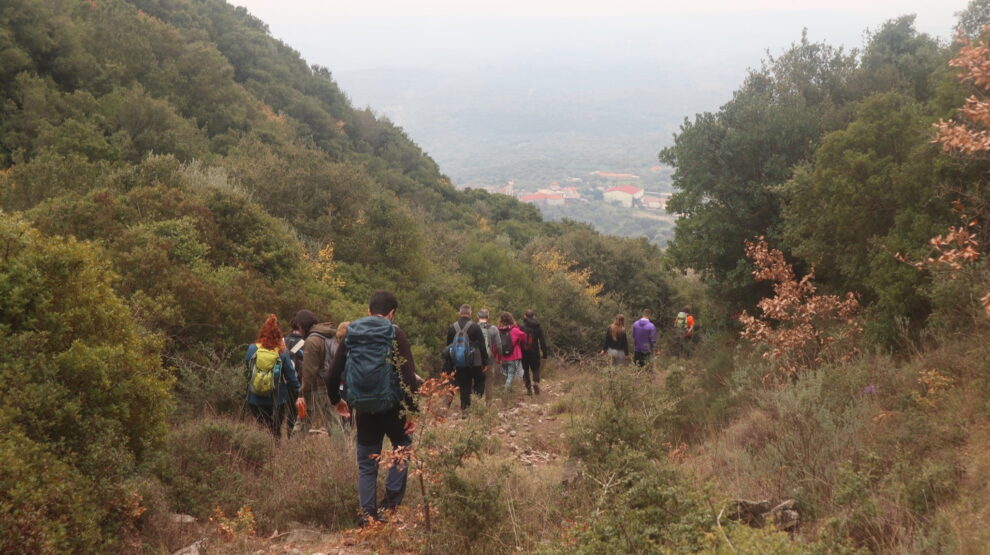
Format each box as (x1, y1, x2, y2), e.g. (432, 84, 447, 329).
(326, 340, 348, 405)
(244, 344, 257, 378)
(491, 327, 502, 356)
(621, 332, 629, 355)
(445, 324, 455, 346)
(650, 324, 658, 351)
(281, 352, 300, 392)
(538, 327, 549, 358)
(394, 327, 419, 412)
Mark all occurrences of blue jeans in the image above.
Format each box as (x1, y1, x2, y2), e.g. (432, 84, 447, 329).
(502, 359, 522, 389)
(355, 407, 412, 521)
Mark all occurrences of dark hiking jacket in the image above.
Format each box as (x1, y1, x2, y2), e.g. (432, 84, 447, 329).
(521, 317, 549, 358)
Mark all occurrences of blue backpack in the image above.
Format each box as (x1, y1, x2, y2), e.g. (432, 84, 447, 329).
(343, 316, 402, 414)
(448, 321, 475, 369)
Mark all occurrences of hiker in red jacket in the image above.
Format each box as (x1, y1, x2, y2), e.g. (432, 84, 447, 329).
(496, 312, 527, 392)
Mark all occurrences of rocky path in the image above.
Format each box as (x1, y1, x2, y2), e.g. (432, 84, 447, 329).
(177, 372, 578, 555)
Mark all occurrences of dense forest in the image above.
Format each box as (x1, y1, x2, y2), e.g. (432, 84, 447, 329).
(3, 0, 990, 552)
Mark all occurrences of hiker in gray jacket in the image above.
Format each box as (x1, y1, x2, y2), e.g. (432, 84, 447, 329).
(477, 308, 501, 400)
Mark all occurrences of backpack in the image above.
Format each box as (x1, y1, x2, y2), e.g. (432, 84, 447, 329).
(447, 321, 475, 369)
(479, 322, 494, 359)
(343, 316, 401, 414)
(675, 312, 688, 329)
(521, 324, 536, 352)
(307, 331, 338, 384)
(247, 345, 282, 397)
(499, 328, 514, 357)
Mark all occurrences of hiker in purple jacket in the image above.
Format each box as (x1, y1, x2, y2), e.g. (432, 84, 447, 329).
(631, 309, 657, 368)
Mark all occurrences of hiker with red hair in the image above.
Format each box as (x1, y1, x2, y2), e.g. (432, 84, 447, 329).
(244, 314, 300, 438)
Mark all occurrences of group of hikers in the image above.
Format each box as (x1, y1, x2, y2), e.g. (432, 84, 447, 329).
(241, 290, 549, 524)
(241, 290, 694, 524)
(442, 304, 549, 412)
(600, 306, 696, 366)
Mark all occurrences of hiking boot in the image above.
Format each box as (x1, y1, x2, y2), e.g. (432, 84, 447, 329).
(526, 387, 533, 396)
(534, 383, 541, 395)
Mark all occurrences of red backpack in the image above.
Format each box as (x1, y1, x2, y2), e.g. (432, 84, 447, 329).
(521, 325, 536, 351)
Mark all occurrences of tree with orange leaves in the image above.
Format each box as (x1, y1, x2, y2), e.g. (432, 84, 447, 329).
(739, 237, 862, 382)
(932, 28, 990, 317)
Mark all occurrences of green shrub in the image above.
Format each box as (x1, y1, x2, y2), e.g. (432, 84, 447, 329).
(158, 414, 358, 531)
(0, 214, 172, 552)
(158, 416, 271, 517)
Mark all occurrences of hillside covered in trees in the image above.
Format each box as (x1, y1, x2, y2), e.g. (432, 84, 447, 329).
(4, 0, 990, 553)
(0, 0, 677, 550)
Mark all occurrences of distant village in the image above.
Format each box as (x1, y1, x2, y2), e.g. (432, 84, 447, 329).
(475, 167, 673, 213)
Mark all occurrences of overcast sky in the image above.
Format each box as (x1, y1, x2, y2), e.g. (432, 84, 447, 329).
(229, 0, 970, 71)
(225, 0, 974, 183)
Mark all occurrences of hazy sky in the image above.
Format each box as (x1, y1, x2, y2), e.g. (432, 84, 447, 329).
(230, 0, 970, 71)
(225, 0, 974, 183)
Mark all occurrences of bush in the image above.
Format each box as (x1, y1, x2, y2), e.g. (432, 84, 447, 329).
(0, 214, 172, 552)
(157, 414, 357, 531)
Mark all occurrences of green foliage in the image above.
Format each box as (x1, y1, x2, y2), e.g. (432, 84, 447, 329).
(0, 214, 172, 552)
(660, 33, 855, 311)
(956, 0, 990, 40)
(567, 453, 715, 553)
(780, 92, 949, 344)
(157, 415, 357, 530)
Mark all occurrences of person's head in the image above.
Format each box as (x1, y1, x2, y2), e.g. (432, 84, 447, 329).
(641, 308, 652, 319)
(525, 309, 535, 320)
(459, 304, 472, 318)
(478, 308, 490, 321)
(256, 314, 285, 352)
(610, 314, 625, 340)
(499, 311, 516, 327)
(682, 306, 692, 314)
(290, 309, 318, 335)
(337, 321, 350, 340)
(368, 290, 399, 319)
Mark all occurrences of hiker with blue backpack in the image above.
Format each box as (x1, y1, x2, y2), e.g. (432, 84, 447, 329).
(244, 314, 301, 438)
(445, 304, 490, 413)
(325, 290, 421, 525)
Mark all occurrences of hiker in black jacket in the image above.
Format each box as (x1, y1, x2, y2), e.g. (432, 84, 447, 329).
(445, 304, 489, 413)
(600, 313, 629, 366)
(520, 309, 549, 395)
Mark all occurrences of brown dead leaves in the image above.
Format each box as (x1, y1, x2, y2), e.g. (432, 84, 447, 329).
(739, 238, 862, 382)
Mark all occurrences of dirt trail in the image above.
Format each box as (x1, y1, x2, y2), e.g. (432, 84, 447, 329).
(196, 368, 579, 555)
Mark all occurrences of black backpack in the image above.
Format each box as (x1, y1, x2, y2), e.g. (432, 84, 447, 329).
(499, 328, 514, 357)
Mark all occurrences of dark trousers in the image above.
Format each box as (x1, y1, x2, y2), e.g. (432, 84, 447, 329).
(250, 402, 288, 438)
(521, 351, 541, 390)
(355, 407, 412, 521)
(634, 350, 651, 368)
(455, 366, 485, 411)
(285, 391, 298, 437)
